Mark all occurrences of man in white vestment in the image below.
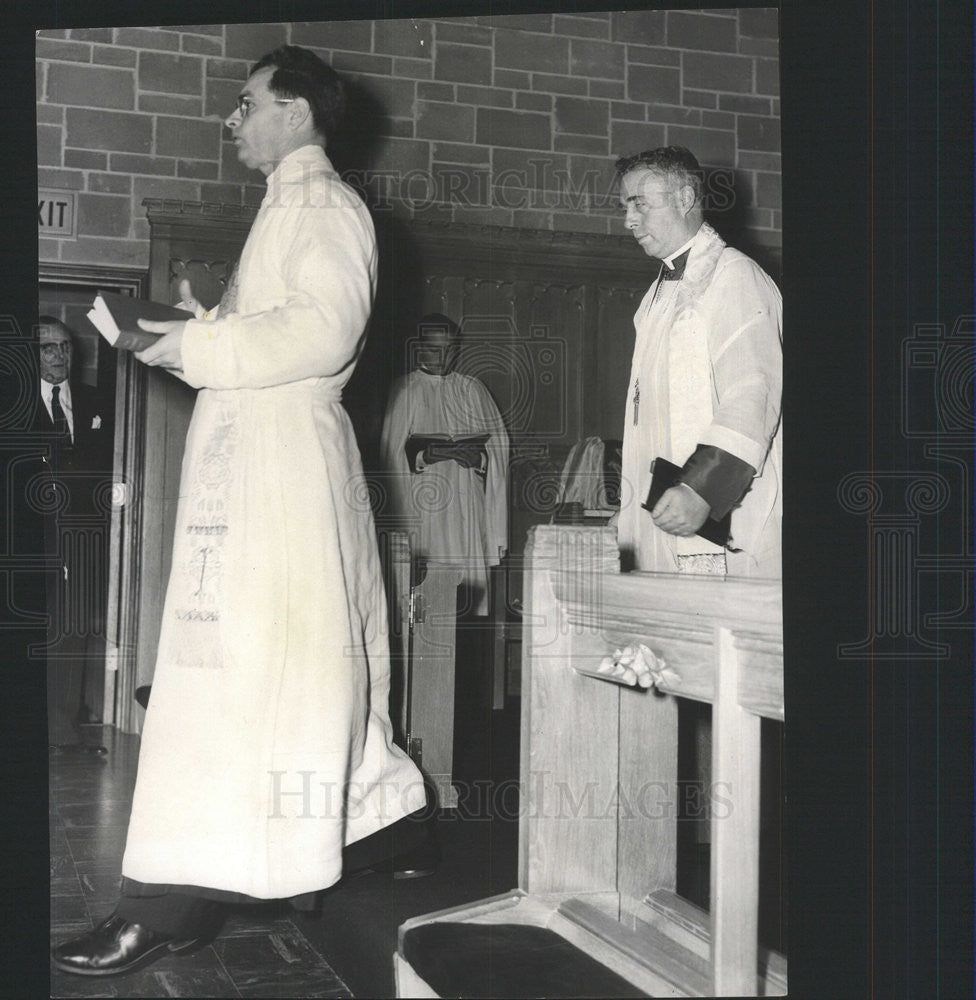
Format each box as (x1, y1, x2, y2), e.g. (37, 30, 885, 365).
(380, 314, 509, 617)
(54, 46, 431, 978)
(615, 145, 783, 850)
(615, 146, 782, 579)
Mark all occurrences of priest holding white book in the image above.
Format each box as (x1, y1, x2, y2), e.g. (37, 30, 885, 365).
(53, 44, 432, 979)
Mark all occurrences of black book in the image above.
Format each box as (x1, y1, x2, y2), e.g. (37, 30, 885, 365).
(405, 433, 490, 471)
(641, 456, 732, 547)
(87, 290, 194, 352)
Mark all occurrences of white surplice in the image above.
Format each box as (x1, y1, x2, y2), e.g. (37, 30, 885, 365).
(617, 222, 783, 577)
(379, 370, 509, 615)
(121, 146, 426, 899)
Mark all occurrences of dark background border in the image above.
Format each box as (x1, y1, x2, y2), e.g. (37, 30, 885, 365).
(3, 2, 973, 996)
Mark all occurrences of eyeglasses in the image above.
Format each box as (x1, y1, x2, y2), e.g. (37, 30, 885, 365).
(234, 95, 296, 120)
(40, 342, 71, 356)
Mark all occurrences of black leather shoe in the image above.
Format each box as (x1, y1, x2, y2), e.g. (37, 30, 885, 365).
(52, 913, 205, 977)
(391, 841, 440, 880)
(49, 743, 108, 756)
(349, 839, 441, 880)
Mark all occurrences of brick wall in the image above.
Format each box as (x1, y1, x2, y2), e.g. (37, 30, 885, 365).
(37, 10, 780, 269)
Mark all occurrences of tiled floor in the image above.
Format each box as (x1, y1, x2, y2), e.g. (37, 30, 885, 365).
(49, 726, 353, 999)
(49, 690, 779, 999)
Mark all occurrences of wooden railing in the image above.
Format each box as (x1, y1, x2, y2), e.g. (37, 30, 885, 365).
(520, 524, 785, 997)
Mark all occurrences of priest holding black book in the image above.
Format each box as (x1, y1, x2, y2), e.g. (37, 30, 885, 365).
(615, 145, 782, 580)
(613, 145, 783, 858)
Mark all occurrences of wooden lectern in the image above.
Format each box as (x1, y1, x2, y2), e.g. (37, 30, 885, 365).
(395, 524, 786, 997)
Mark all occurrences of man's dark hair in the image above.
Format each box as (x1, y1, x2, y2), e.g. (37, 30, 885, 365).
(37, 315, 74, 339)
(614, 145, 704, 203)
(252, 45, 346, 144)
(418, 313, 460, 341)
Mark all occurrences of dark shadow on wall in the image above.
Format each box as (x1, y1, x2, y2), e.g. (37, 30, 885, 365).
(704, 167, 783, 285)
(328, 77, 386, 180)
(328, 78, 428, 470)
(343, 215, 427, 472)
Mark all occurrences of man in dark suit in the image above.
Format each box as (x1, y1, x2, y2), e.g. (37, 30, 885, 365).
(35, 316, 114, 753)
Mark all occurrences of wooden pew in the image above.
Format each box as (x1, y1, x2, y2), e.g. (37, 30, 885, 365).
(384, 530, 461, 810)
(395, 524, 786, 997)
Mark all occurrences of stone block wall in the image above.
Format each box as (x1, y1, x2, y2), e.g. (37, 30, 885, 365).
(36, 10, 780, 269)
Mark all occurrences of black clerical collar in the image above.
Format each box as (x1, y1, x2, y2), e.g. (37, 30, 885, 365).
(658, 248, 691, 282)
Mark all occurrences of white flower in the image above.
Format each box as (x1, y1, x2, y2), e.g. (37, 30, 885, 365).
(91, 415, 102, 430)
(594, 643, 674, 690)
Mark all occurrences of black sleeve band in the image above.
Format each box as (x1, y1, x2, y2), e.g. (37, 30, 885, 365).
(677, 444, 756, 520)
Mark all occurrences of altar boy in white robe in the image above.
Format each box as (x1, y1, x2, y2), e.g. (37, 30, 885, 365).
(53, 46, 433, 979)
(379, 314, 509, 618)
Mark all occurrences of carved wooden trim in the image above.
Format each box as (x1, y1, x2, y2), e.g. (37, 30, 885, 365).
(638, 889, 787, 996)
(547, 569, 783, 720)
(142, 197, 258, 221)
(143, 199, 257, 246)
(551, 570, 783, 633)
(396, 219, 651, 277)
(140, 199, 640, 250)
(140, 199, 652, 280)
(39, 262, 147, 290)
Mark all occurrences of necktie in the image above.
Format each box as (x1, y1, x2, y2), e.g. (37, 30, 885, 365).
(659, 248, 691, 282)
(51, 384, 71, 447)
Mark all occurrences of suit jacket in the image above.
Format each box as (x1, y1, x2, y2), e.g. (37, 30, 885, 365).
(30, 380, 115, 518)
(1, 375, 115, 654)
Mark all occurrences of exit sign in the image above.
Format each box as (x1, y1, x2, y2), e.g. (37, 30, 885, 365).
(38, 189, 76, 238)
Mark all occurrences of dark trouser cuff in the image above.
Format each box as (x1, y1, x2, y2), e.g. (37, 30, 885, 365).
(117, 888, 223, 938)
(342, 806, 433, 872)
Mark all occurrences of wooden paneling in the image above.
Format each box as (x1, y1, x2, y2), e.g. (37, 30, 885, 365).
(595, 285, 646, 441)
(617, 678, 679, 904)
(710, 627, 762, 996)
(406, 564, 462, 810)
(518, 525, 622, 896)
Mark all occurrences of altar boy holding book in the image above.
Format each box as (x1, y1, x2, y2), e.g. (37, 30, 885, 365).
(380, 313, 509, 617)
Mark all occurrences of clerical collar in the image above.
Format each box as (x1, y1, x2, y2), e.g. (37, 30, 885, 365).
(658, 236, 696, 282)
